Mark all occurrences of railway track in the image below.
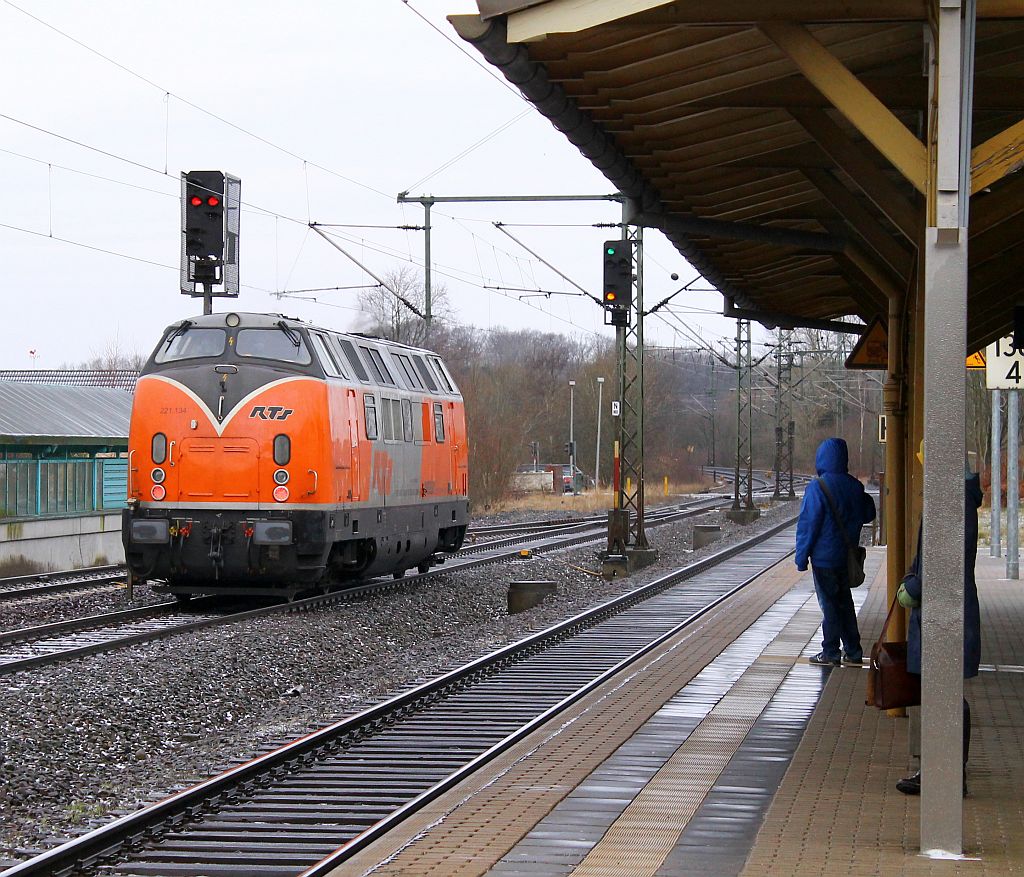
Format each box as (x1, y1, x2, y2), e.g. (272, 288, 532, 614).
(1, 511, 799, 877)
(0, 566, 128, 603)
(0, 498, 727, 676)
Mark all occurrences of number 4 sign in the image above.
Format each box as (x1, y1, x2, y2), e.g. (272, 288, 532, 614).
(986, 335, 1024, 389)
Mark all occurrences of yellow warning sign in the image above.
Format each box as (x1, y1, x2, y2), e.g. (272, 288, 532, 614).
(966, 350, 986, 369)
(845, 318, 888, 370)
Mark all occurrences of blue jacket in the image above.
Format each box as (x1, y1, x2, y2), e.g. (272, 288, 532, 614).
(794, 438, 876, 571)
(903, 473, 983, 677)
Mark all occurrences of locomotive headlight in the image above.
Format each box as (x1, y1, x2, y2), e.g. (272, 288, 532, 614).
(273, 485, 290, 502)
(273, 469, 289, 485)
(151, 484, 167, 501)
(151, 467, 166, 484)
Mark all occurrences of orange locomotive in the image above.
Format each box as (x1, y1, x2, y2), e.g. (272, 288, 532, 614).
(122, 312, 469, 598)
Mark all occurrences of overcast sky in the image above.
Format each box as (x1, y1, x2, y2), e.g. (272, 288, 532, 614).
(0, 0, 755, 370)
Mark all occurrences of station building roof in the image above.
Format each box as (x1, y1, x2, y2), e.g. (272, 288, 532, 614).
(451, 2, 1024, 348)
(0, 369, 138, 392)
(0, 382, 132, 450)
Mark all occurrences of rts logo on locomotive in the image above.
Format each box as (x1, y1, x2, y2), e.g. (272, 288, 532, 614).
(248, 405, 294, 421)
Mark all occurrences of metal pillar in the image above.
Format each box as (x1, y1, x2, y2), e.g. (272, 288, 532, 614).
(992, 388, 1002, 557)
(883, 293, 908, 669)
(773, 329, 795, 500)
(920, 0, 973, 853)
(614, 213, 649, 549)
(731, 319, 755, 513)
(422, 199, 433, 332)
(1008, 390, 1019, 579)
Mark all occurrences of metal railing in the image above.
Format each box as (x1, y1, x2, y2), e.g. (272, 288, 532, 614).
(0, 458, 127, 520)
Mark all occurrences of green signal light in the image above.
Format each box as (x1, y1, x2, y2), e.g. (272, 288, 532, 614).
(606, 246, 616, 255)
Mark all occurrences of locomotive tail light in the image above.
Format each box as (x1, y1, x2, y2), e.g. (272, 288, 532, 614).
(273, 485, 290, 502)
(150, 484, 167, 501)
(273, 469, 290, 485)
(151, 467, 166, 484)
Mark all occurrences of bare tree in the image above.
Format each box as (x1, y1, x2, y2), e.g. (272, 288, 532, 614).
(358, 265, 450, 346)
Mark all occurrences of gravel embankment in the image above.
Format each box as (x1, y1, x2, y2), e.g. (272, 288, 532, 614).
(0, 499, 798, 864)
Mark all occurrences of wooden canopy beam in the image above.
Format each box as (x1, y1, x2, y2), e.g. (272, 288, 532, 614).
(758, 21, 928, 193)
(971, 117, 1024, 193)
(791, 108, 921, 243)
(802, 167, 914, 280)
(499, 0, 1023, 41)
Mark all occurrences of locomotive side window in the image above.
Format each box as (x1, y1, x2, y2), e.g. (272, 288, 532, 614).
(155, 327, 226, 362)
(412, 355, 439, 392)
(152, 433, 167, 464)
(273, 434, 291, 465)
(430, 357, 454, 393)
(236, 328, 312, 365)
(311, 332, 346, 378)
(433, 403, 445, 442)
(401, 399, 414, 442)
(382, 398, 396, 441)
(360, 346, 387, 384)
(337, 338, 370, 382)
(361, 347, 395, 385)
(417, 401, 429, 442)
(393, 353, 423, 390)
(363, 395, 379, 440)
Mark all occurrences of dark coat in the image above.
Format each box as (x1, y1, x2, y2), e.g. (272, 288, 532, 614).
(795, 438, 876, 571)
(902, 473, 983, 677)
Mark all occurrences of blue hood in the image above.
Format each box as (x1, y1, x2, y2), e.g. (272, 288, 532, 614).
(815, 437, 849, 475)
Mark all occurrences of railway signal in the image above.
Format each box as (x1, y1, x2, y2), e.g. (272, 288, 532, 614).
(184, 171, 225, 267)
(602, 240, 631, 327)
(180, 170, 241, 312)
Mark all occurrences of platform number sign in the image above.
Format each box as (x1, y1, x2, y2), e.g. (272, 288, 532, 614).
(986, 335, 1024, 389)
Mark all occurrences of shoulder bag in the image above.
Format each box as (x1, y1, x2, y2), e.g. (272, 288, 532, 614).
(816, 476, 867, 587)
(866, 595, 921, 709)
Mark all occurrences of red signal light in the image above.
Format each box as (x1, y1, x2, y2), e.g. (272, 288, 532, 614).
(190, 195, 203, 207)
(207, 195, 220, 207)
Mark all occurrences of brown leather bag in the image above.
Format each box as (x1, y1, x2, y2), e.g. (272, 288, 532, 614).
(866, 597, 921, 709)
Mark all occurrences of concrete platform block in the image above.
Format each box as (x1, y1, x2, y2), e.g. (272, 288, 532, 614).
(693, 524, 723, 549)
(725, 508, 761, 525)
(508, 580, 557, 613)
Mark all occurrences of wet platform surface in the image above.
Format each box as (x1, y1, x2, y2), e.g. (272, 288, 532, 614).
(337, 547, 1024, 876)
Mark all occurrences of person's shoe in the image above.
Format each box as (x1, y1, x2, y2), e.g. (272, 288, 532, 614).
(842, 652, 863, 666)
(809, 652, 841, 666)
(895, 771, 968, 797)
(896, 771, 921, 795)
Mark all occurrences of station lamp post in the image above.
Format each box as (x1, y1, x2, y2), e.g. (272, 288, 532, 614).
(596, 376, 605, 487)
(568, 381, 576, 490)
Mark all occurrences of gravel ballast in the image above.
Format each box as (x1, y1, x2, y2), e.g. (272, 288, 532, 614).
(0, 499, 799, 864)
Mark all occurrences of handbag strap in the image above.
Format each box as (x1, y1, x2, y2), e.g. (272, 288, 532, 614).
(816, 476, 855, 552)
(875, 594, 902, 650)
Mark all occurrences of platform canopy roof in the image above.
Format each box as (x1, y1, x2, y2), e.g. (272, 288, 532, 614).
(0, 382, 132, 449)
(451, 1, 1024, 348)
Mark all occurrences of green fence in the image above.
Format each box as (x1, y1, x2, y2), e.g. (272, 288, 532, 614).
(0, 458, 127, 520)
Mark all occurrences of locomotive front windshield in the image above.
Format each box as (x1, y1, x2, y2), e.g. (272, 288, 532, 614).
(155, 328, 227, 363)
(236, 328, 312, 365)
(153, 325, 313, 366)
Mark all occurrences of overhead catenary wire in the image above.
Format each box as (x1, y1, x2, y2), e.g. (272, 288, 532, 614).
(1, 0, 392, 200)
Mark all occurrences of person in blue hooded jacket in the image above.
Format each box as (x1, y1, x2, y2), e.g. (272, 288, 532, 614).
(894, 467, 982, 796)
(795, 437, 877, 666)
